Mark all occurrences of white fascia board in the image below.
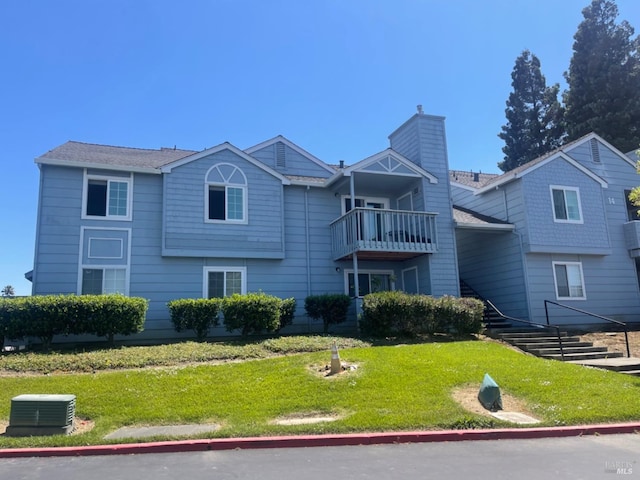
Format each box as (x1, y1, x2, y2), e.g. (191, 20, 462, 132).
(450, 181, 478, 193)
(162, 142, 291, 185)
(475, 152, 607, 195)
(245, 135, 335, 174)
(346, 148, 438, 184)
(454, 222, 515, 231)
(35, 157, 161, 174)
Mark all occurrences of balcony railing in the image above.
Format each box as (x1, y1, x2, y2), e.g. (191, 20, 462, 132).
(330, 208, 438, 260)
(623, 220, 640, 256)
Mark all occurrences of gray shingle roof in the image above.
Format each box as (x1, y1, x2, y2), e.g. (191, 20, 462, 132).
(37, 141, 196, 169)
(449, 170, 499, 188)
(453, 205, 512, 227)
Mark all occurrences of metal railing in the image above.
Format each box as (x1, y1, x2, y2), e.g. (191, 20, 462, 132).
(544, 300, 630, 358)
(329, 208, 437, 260)
(486, 300, 567, 361)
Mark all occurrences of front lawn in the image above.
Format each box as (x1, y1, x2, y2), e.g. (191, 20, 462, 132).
(0, 337, 639, 449)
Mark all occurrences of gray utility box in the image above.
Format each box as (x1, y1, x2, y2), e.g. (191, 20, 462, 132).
(6, 394, 76, 437)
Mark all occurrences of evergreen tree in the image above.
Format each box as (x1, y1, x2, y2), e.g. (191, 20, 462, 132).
(564, 0, 640, 152)
(498, 50, 565, 172)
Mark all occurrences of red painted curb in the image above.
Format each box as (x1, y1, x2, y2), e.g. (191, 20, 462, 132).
(0, 422, 639, 458)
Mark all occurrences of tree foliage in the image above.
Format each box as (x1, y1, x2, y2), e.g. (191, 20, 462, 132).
(1, 285, 15, 297)
(498, 50, 565, 172)
(563, 0, 640, 152)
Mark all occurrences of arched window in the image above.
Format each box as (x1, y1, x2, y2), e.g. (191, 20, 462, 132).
(205, 163, 247, 223)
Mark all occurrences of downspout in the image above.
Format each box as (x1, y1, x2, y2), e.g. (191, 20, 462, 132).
(304, 185, 312, 332)
(350, 174, 361, 315)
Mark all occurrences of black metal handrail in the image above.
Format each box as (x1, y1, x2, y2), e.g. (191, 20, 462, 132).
(544, 300, 630, 358)
(486, 300, 566, 360)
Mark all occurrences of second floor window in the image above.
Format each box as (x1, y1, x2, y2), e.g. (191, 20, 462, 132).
(84, 173, 132, 220)
(551, 186, 582, 223)
(205, 163, 247, 223)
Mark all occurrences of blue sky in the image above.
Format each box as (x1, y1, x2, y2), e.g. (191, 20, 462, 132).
(1, 0, 639, 296)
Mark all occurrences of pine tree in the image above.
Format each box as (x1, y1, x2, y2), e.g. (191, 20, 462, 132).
(498, 50, 565, 172)
(564, 0, 640, 152)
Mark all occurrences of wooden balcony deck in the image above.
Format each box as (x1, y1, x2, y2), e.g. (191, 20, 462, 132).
(330, 208, 438, 261)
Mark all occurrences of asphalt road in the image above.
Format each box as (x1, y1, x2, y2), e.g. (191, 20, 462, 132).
(0, 434, 638, 480)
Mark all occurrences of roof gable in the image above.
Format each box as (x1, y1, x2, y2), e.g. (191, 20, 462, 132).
(475, 151, 607, 195)
(161, 142, 290, 184)
(343, 149, 438, 184)
(245, 135, 335, 174)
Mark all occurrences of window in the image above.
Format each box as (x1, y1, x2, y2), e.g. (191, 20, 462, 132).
(550, 186, 582, 223)
(204, 267, 246, 298)
(84, 173, 132, 220)
(553, 262, 585, 300)
(81, 268, 127, 295)
(625, 189, 639, 222)
(346, 270, 394, 297)
(205, 164, 247, 223)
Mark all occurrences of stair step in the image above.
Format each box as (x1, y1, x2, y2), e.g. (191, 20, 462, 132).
(501, 335, 579, 344)
(527, 346, 609, 355)
(542, 351, 624, 361)
(622, 370, 640, 376)
(514, 341, 593, 350)
(499, 331, 569, 339)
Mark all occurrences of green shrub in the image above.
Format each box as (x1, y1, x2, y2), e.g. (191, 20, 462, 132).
(221, 292, 281, 336)
(167, 298, 221, 341)
(278, 297, 296, 332)
(83, 295, 148, 345)
(360, 292, 484, 337)
(304, 294, 351, 333)
(0, 294, 148, 349)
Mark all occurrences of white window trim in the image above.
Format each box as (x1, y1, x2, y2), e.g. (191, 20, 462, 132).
(79, 266, 129, 295)
(552, 261, 586, 301)
(344, 268, 395, 297)
(550, 185, 583, 224)
(88, 237, 124, 260)
(203, 266, 247, 298)
(81, 170, 133, 221)
(78, 227, 131, 295)
(204, 184, 248, 224)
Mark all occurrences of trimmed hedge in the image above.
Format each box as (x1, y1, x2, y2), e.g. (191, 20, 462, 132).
(304, 294, 351, 333)
(0, 294, 148, 349)
(360, 292, 484, 337)
(278, 297, 297, 332)
(221, 292, 282, 336)
(167, 298, 221, 341)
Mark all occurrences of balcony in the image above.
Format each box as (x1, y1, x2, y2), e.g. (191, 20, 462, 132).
(330, 208, 438, 261)
(623, 220, 640, 257)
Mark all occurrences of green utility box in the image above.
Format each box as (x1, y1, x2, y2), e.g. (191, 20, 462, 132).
(6, 394, 76, 437)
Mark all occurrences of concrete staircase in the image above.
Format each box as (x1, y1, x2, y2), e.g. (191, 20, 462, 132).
(495, 329, 623, 361)
(493, 329, 640, 376)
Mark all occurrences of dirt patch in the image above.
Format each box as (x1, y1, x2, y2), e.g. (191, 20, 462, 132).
(0, 417, 94, 436)
(309, 362, 360, 379)
(581, 331, 640, 357)
(451, 384, 538, 421)
(270, 412, 345, 426)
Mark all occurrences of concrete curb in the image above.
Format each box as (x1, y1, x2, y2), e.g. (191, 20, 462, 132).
(1, 422, 639, 458)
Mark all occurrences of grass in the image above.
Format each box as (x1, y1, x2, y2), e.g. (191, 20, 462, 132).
(0, 335, 639, 449)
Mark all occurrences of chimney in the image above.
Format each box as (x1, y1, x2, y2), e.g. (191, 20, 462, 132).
(417, 104, 423, 115)
(473, 172, 479, 182)
(339, 160, 345, 169)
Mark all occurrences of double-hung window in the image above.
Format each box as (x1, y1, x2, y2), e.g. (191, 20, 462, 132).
(550, 186, 582, 223)
(84, 173, 132, 220)
(204, 267, 246, 298)
(205, 164, 247, 223)
(552, 262, 586, 300)
(81, 268, 127, 295)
